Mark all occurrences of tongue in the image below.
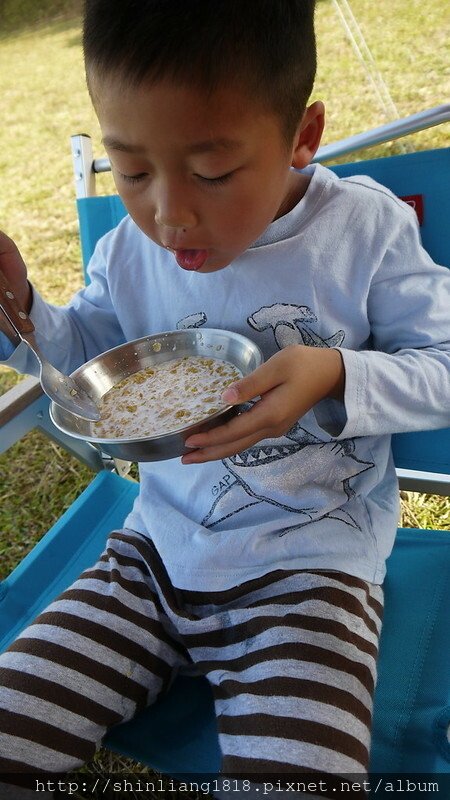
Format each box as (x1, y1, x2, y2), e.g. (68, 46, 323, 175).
(175, 249, 208, 271)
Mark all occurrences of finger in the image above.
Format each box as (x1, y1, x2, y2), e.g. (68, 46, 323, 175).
(0, 231, 30, 307)
(181, 428, 271, 464)
(0, 231, 22, 267)
(185, 393, 277, 448)
(0, 230, 17, 253)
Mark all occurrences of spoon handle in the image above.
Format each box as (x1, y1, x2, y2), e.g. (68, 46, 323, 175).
(0, 268, 35, 341)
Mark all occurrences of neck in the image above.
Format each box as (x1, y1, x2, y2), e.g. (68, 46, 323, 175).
(274, 169, 311, 220)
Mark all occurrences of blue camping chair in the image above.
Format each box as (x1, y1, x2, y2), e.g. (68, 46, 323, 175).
(0, 105, 449, 780)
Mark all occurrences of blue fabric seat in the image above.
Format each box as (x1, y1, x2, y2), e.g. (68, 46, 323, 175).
(0, 145, 449, 778)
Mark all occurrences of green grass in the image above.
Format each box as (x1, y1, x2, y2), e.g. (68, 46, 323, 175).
(0, 429, 94, 571)
(0, 0, 449, 786)
(0, 0, 82, 35)
(313, 0, 450, 156)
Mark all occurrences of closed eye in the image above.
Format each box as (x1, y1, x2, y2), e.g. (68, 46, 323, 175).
(118, 172, 148, 185)
(195, 171, 234, 187)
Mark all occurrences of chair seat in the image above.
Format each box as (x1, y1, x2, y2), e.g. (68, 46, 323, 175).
(103, 527, 450, 776)
(371, 527, 450, 773)
(4, 480, 446, 775)
(0, 470, 139, 650)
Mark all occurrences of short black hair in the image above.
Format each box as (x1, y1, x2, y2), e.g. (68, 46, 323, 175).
(83, 0, 317, 140)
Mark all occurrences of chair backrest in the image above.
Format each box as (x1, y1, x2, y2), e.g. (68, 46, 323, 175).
(77, 194, 127, 273)
(331, 148, 450, 274)
(75, 147, 450, 480)
(331, 148, 450, 479)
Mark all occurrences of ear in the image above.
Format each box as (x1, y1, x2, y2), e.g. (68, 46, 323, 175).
(290, 100, 325, 169)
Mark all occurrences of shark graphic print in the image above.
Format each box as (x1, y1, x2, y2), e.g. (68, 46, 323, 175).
(178, 304, 375, 537)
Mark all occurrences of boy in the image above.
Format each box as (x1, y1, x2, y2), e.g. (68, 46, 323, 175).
(0, 0, 449, 793)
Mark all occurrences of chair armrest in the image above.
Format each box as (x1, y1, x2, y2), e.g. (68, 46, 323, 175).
(0, 375, 42, 427)
(397, 468, 450, 496)
(0, 376, 107, 471)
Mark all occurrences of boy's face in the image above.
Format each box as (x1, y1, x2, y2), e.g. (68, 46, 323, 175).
(95, 78, 312, 273)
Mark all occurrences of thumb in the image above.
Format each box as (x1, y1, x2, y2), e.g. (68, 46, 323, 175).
(221, 382, 241, 404)
(221, 363, 270, 405)
(0, 230, 30, 310)
(221, 347, 302, 405)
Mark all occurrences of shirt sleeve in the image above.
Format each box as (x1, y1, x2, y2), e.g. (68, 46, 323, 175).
(0, 332, 16, 362)
(336, 207, 450, 438)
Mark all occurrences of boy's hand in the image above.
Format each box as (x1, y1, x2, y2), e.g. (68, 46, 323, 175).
(0, 230, 32, 313)
(182, 345, 345, 463)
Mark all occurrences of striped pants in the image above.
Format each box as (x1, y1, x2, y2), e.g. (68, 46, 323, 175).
(0, 530, 383, 780)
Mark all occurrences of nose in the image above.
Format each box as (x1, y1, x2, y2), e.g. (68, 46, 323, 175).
(154, 180, 197, 231)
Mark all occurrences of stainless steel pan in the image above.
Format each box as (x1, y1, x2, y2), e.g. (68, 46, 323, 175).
(50, 328, 263, 461)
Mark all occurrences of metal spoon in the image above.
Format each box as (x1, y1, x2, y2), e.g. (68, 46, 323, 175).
(0, 268, 100, 421)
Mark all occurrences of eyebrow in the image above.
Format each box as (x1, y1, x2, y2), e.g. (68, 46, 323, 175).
(102, 136, 242, 154)
(102, 137, 144, 153)
(187, 138, 242, 154)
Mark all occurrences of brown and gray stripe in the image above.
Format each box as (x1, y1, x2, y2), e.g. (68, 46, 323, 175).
(0, 529, 382, 777)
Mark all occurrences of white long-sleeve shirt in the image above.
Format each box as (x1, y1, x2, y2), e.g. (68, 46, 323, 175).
(2, 164, 450, 589)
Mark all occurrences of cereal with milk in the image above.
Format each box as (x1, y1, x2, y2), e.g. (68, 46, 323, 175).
(93, 355, 242, 439)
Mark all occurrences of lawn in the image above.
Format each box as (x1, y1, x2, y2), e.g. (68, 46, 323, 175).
(0, 0, 449, 791)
